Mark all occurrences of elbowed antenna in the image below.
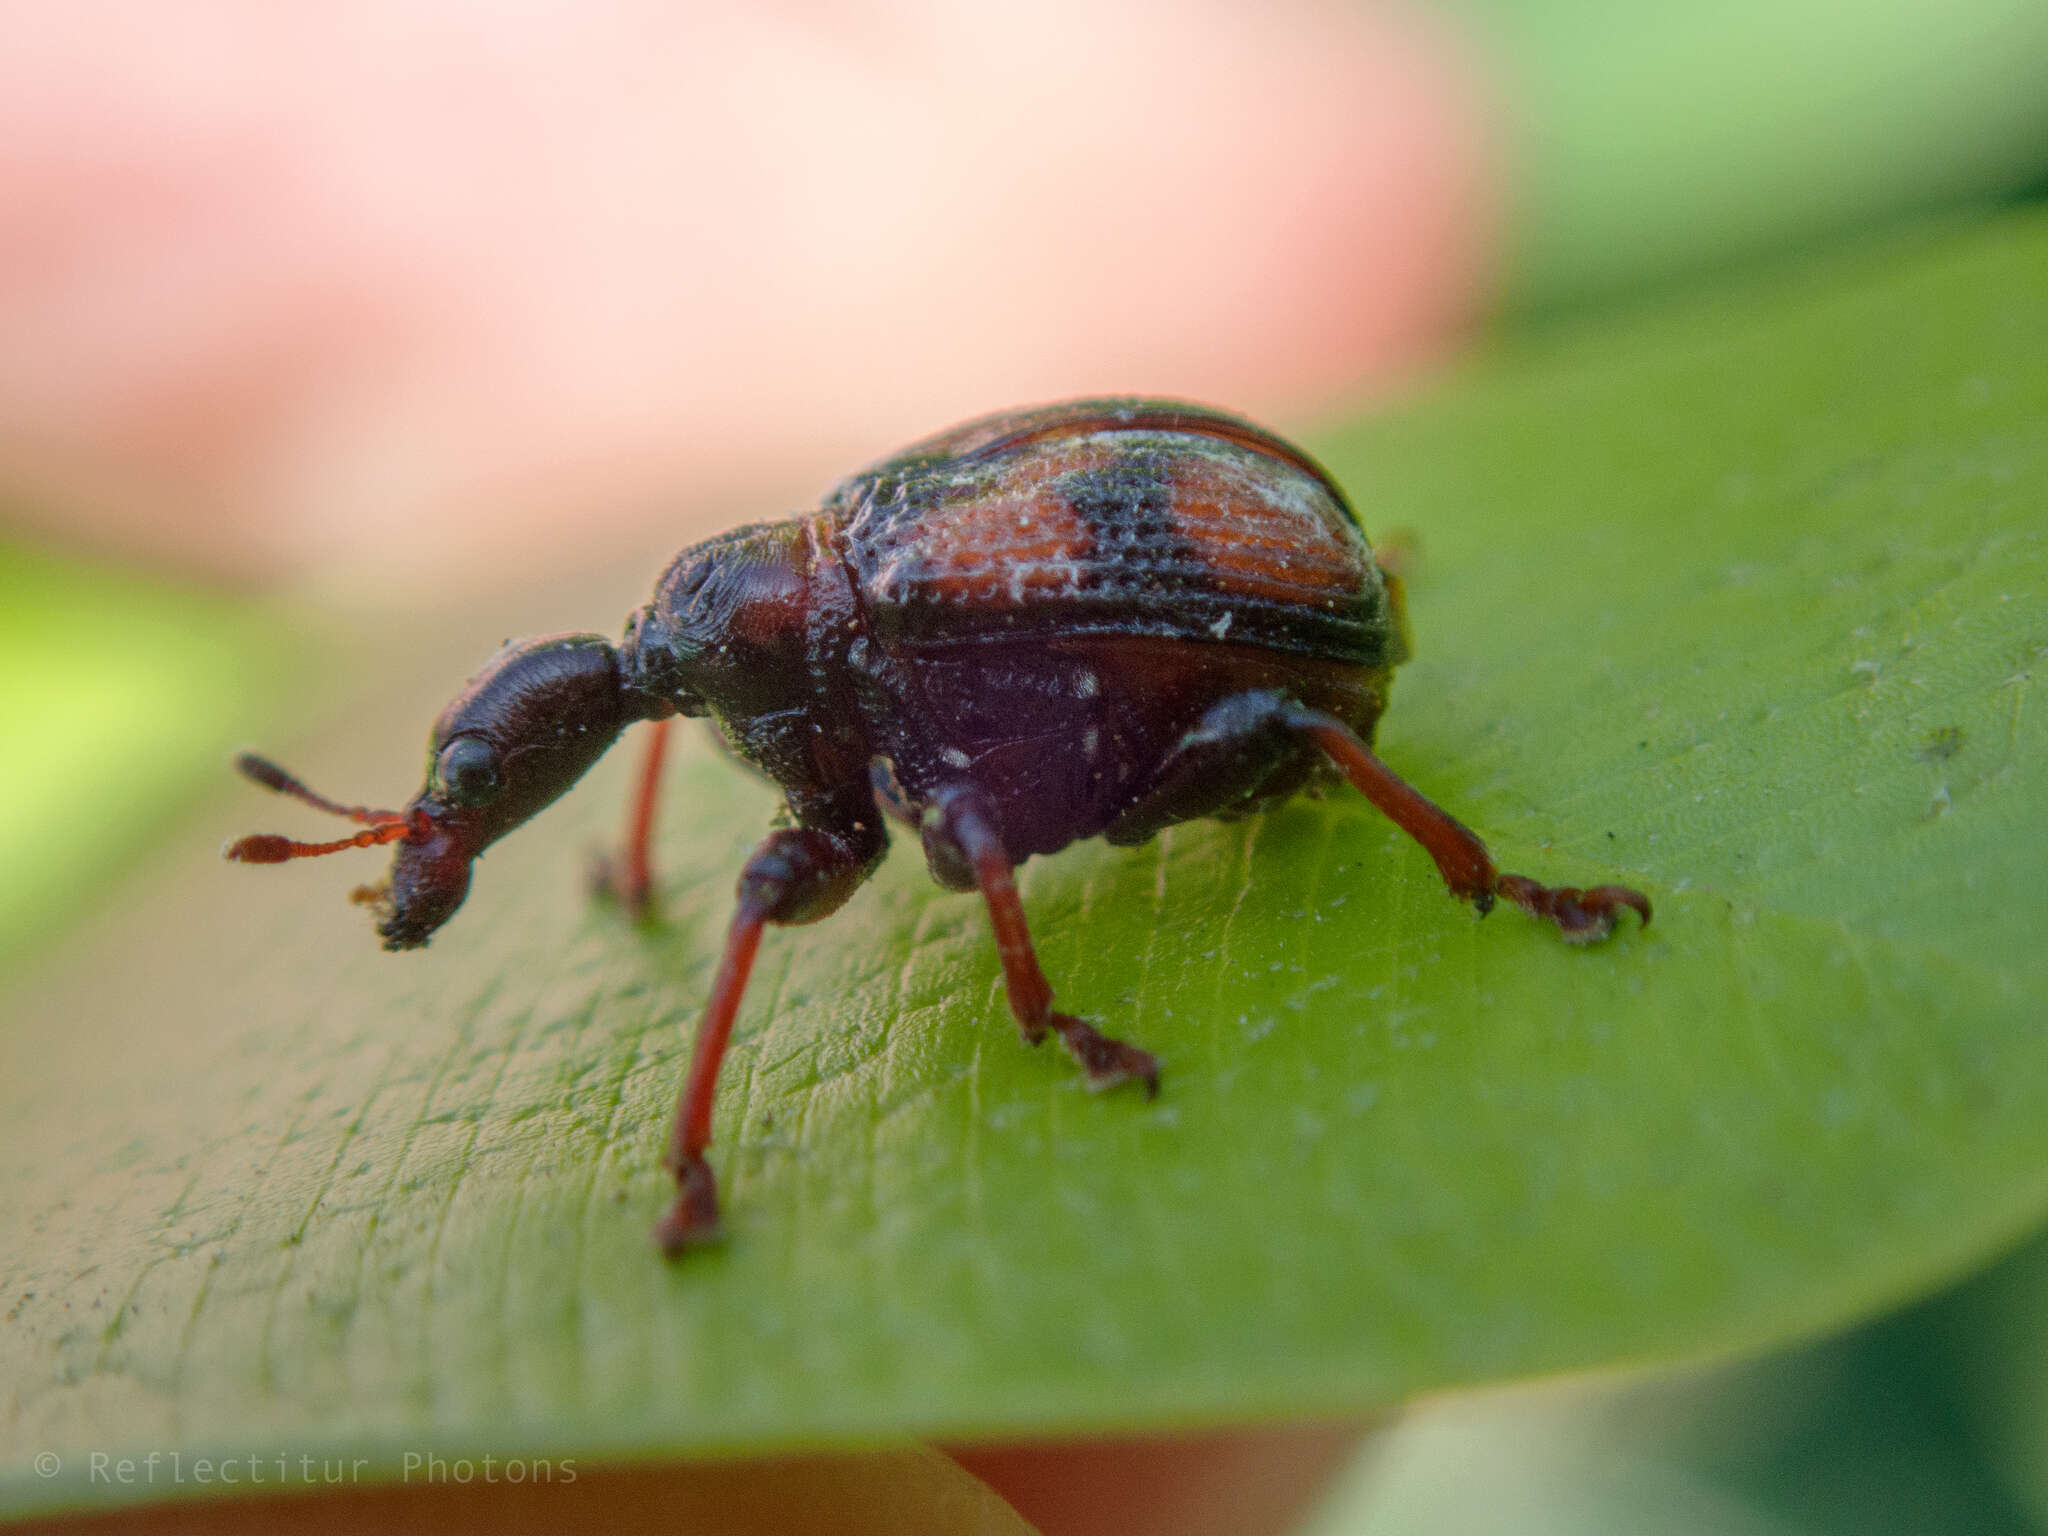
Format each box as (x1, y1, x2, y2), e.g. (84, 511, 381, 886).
(223, 752, 422, 864)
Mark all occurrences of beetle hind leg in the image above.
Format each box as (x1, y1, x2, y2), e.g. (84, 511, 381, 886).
(1282, 705, 1651, 942)
(930, 787, 1159, 1097)
(1112, 690, 1648, 943)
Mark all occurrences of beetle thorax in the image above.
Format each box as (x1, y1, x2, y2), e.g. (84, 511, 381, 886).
(621, 520, 816, 717)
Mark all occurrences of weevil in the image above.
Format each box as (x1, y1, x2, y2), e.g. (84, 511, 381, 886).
(229, 398, 1649, 1254)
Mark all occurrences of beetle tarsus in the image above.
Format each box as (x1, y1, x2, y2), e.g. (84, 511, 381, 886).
(1051, 1013, 1160, 1097)
(653, 1154, 723, 1256)
(1495, 875, 1651, 943)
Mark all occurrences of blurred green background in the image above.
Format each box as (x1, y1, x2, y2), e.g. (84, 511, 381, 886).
(1454, 0, 2048, 308)
(4, 0, 2048, 1530)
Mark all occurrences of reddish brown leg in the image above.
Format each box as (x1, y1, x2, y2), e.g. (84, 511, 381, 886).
(653, 897, 762, 1255)
(654, 819, 883, 1256)
(1287, 708, 1650, 944)
(595, 717, 672, 918)
(935, 790, 1159, 1096)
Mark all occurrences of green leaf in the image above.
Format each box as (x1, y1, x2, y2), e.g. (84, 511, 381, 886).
(4, 212, 2046, 1516)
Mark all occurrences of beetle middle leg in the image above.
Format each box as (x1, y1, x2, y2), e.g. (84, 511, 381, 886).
(929, 788, 1159, 1097)
(655, 813, 884, 1256)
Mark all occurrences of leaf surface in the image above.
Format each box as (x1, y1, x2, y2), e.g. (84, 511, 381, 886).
(4, 214, 2045, 1515)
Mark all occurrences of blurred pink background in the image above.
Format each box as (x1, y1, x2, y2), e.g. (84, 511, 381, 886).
(0, 0, 1489, 592)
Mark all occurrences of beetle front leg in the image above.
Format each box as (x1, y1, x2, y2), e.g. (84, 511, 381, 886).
(930, 789, 1159, 1096)
(1284, 706, 1651, 943)
(655, 817, 883, 1256)
(591, 716, 674, 919)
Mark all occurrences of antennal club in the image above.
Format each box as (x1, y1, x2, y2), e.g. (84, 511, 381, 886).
(224, 752, 418, 864)
(233, 752, 407, 824)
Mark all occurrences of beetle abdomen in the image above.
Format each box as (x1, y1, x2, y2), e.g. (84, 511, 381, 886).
(829, 399, 1397, 667)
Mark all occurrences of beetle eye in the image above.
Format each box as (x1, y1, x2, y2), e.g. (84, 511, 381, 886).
(434, 736, 502, 808)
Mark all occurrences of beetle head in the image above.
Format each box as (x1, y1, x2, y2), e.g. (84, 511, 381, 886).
(228, 633, 651, 949)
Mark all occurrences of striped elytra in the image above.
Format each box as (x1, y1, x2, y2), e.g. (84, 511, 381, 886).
(831, 397, 1405, 669)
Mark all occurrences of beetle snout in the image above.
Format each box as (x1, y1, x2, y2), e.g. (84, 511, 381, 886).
(375, 823, 475, 950)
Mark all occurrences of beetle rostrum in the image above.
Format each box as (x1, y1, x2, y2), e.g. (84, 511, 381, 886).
(228, 397, 1650, 1256)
